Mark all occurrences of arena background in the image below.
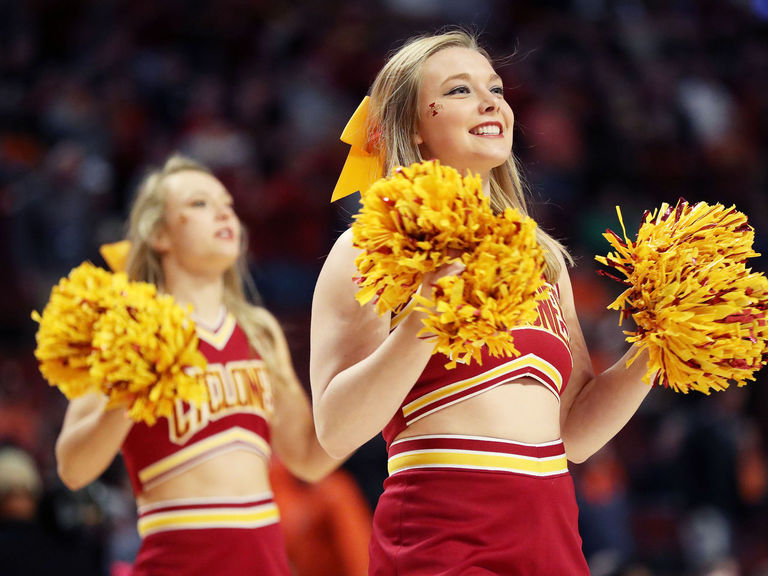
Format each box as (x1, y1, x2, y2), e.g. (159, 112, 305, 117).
(0, 1, 767, 574)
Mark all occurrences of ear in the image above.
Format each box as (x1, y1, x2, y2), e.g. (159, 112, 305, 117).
(150, 226, 171, 254)
(414, 129, 424, 146)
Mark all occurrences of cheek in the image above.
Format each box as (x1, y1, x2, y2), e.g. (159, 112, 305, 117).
(427, 102, 444, 117)
(504, 105, 515, 127)
(169, 213, 199, 246)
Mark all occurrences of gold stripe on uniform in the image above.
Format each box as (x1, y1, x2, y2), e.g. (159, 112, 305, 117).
(138, 502, 279, 537)
(196, 313, 237, 350)
(138, 427, 271, 486)
(388, 449, 568, 477)
(389, 297, 420, 331)
(402, 352, 563, 419)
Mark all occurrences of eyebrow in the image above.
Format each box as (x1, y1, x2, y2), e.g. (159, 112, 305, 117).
(440, 72, 502, 86)
(184, 189, 232, 202)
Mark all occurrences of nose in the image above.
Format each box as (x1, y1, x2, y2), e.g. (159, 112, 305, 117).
(479, 90, 497, 114)
(215, 202, 234, 220)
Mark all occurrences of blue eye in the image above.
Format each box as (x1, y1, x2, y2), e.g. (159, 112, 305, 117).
(446, 86, 470, 95)
(491, 86, 504, 95)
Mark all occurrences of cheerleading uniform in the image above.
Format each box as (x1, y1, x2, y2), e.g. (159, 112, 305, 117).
(369, 283, 590, 575)
(122, 310, 290, 576)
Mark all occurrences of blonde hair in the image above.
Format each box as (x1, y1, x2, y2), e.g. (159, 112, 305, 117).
(367, 29, 572, 281)
(124, 154, 287, 383)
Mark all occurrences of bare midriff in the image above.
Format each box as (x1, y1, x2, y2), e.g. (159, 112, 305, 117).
(135, 450, 271, 507)
(398, 377, 561, 444)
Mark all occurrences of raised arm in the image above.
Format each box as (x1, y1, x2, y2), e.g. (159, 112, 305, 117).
(558, 257, 654, 463)
(55, 393, 134, 491)
(309, 229, 443, 459)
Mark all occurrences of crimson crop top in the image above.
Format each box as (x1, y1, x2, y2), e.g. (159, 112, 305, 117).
(382, 283, 573, 446)
(121, 311, 273, 496)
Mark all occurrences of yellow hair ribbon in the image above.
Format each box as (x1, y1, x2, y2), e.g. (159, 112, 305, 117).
(99, 240, 131, 273)
(331, 96, 384, 202)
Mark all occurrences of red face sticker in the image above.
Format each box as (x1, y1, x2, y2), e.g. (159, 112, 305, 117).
(428, 102, 443, 116)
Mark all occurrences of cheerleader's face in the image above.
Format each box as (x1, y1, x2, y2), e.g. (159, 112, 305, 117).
(414, 47, 514, 181)
(153, 170, 242, 276)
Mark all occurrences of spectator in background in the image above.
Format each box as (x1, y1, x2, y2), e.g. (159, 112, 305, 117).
(0, 445, 96, 575)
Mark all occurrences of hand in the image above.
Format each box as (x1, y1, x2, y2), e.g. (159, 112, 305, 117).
(419, 255, 466, 301)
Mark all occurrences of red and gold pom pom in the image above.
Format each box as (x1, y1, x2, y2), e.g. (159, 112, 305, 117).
(352, 160, 493, 313)
(352, 160, 546, 366)
(31, 262, 127, 398)
(596, 199, 768, 393)
(33, 262, 208, 424)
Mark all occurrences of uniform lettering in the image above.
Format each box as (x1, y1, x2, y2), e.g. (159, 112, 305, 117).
(169, 359, 271, 444)
(532, 285, 570, 345)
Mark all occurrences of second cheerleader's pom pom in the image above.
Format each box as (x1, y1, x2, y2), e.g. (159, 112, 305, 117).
(351, 160, 546, 367)
(33, 262, 208, 425)
(596, 199, 768, 394)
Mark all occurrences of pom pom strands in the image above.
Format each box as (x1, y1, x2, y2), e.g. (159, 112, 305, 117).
(352, 160, 546, 367)
(32, 262, 120, 398)
(596, 200, 768, 394)
(352, 160, 491, 314)
(33, 262, 208, 425)
(415, 210, 546, 366)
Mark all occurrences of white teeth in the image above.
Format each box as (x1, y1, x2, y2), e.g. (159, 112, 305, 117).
(471, 125, 501, 135)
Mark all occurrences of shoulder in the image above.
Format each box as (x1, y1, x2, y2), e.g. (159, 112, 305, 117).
(326, 228, 357, 264)
(315, 228, 359, 296)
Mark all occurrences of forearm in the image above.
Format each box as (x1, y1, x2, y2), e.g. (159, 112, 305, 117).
(271, 376, 343, 481)
(56, 396, 134, 490)
(561, 345, 653, 463)
(283, 428, 344, 483)
(314, 313, 436, 458)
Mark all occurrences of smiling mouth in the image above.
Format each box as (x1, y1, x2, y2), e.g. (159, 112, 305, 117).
(215, 228, 234, 239)
(469, 123, 503, 136)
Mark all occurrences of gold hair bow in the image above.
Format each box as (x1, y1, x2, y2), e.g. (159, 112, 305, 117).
(99, 240, 131, 273)
(331, 96, 384, 202)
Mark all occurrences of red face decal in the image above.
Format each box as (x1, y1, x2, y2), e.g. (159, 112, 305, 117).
(428, 102, 443, 117)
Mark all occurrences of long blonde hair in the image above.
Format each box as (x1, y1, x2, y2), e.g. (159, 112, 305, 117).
(367, 29, 572, 281)
(124, 154, 287, 382)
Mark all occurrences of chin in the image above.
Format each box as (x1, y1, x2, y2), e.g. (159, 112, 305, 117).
(212, 253, 240, 271)
(463, 153, 509, 175)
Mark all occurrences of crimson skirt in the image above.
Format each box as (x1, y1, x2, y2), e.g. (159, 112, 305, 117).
(131, 493, 291, 576)
(369, 435, 589, 575)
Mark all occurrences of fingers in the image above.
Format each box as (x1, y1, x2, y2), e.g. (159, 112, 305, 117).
(421, 260, 466, 298)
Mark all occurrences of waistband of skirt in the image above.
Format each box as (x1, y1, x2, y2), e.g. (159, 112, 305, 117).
(387, 434, 569, 478)
(137, 493, 279, 538)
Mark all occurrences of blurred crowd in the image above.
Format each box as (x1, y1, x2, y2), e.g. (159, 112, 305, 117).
(0, 1, 767, 575)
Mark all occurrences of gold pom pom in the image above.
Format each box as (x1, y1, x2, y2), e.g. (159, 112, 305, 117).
(352, 160, 546, 367)
(33, 262, 209, 425)
(596, 199, 768, 393)
(31, 262, 126, 398)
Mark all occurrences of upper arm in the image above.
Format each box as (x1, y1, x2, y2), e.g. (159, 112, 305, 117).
(555, 256, 596, 426)
(309, 229, 391, 403)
